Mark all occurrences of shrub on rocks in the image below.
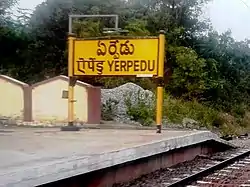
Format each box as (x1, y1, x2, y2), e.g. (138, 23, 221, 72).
(101, 98, 119, 121)
(182, 118, 200, 129)
(242, 112, 250, 128)
(125, 90, 155, 126)
(216, 113, 242, 136)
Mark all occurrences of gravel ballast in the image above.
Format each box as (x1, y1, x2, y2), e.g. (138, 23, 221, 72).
(113, 147, 246, 187)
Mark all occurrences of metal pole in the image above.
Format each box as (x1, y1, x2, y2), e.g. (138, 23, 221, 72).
(69, 15, 73, 34)
(115, 15, 119, 30)
(68, 14, 119, 34)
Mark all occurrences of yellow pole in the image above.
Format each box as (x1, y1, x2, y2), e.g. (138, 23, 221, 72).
(61, 33, 79, 131)
(68, 34, 74, 126)
(68, 79, 74, 127)
(156, 30, 166, 133)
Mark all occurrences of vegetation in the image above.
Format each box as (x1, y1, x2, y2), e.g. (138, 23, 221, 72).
(1, 0, 250, 134)
(101, 98, 119, 121)
(125, 90, 155, 126)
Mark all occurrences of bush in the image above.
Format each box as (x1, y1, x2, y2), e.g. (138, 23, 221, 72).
(125, 90, 155, 126)
(163, 93, 220, 129)
(231, 103, 247, 118)
(101, 98, 119, 121)
(239, 111, 250, 128)
(124, 90, 247, 135)
(216, 113, 243, 136)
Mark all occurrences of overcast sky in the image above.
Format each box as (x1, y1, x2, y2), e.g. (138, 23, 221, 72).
(17, 0, 250, 41)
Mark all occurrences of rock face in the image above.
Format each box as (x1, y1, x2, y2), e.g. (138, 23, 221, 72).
(101, 82, 154, 124)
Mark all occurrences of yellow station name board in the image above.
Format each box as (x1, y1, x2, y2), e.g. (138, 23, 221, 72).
(72, 38, 159, 76)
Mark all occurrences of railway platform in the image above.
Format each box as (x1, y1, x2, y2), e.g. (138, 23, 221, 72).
(0, 127, 235, 187)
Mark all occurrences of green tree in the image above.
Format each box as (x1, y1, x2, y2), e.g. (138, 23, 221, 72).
(167, 46, 207, 99)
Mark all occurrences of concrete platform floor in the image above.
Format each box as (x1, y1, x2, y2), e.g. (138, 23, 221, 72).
(0, 128, 233, 187)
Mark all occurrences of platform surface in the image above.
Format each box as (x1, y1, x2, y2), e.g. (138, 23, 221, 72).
(0, 128, 232, 187)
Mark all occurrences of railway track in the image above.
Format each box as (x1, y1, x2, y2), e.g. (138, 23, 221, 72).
(167, 149, 250, 187)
